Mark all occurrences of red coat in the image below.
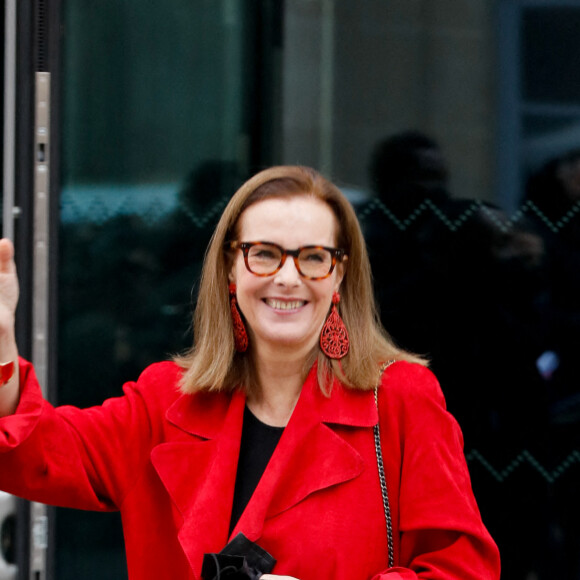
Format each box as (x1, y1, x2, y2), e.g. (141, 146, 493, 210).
(0, 358, 499, 579)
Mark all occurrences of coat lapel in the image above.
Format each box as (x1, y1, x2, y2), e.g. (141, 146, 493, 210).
(151, 366, 379, 578)
(151, 388, 246, 577)
(231, 367, 378, 541)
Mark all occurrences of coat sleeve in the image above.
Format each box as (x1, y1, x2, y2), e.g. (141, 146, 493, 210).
(372, 362, 501, 579)
(0, 358, 176, 511)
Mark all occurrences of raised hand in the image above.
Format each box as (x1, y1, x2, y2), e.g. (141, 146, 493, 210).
(0, 238, 20, 415)
(0, 238, 19, 323)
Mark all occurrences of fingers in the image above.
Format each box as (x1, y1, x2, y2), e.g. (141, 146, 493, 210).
(0, 239, 15, 274)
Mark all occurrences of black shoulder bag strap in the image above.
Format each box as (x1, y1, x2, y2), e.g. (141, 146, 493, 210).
(374, 360, 396, 568)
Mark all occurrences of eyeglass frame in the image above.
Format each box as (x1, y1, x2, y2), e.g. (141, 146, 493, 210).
(225, 240, 347, 280)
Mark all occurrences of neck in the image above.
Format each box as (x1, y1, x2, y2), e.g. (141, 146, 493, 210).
(246, 342, 314, 427)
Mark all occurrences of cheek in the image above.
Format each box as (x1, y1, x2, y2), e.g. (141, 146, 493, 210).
(316, 281, 337, 310)
(232, 266, 262, 306)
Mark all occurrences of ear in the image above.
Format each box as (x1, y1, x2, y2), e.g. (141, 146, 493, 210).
(226, 249, 237, 284)
(334, 255, 347, 291)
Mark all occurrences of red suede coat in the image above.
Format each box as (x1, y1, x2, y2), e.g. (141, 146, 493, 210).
(0, 359, 499, 579)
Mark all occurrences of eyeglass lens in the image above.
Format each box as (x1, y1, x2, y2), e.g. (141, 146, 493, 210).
(247, 243, 333, 277)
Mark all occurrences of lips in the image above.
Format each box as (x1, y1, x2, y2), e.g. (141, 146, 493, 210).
(264, 298, 306, 311)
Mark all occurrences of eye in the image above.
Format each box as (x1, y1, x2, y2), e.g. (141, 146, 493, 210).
(255, 249, 275, 258)
(301, 249, 329, 263)
(249, 245, 280, 260)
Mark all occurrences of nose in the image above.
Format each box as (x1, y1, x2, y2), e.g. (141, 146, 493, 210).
(273, 256, 301, 286)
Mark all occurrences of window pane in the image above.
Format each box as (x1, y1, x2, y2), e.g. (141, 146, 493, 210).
(523, 7, 580, 105)
(57, 1, 257, 577)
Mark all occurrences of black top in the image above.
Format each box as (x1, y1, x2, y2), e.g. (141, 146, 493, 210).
(229, 405, 285, 534)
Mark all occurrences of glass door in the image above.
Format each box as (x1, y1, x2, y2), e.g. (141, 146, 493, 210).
(55, 1, 275, 577)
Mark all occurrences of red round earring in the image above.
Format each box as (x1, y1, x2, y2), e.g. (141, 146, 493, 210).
(229, 283, 248, 353)
(320, 291, 349, 359)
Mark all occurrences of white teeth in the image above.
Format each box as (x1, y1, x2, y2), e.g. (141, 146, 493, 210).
(266, 299, 305, 310)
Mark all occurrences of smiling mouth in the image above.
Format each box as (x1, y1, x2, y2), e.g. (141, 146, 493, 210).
(264, 298, 306, 311)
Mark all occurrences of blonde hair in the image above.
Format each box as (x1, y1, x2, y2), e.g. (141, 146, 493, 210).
(175, 165, 426, 394)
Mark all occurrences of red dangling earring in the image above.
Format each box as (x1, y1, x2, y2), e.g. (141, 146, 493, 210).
(320, 291, 349, 359)
(229, 283, 248, 353)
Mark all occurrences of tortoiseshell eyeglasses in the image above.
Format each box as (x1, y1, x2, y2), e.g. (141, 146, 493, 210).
(226, 241, 347, 280)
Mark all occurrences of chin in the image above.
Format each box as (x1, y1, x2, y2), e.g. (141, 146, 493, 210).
(261, 332, 317, 351)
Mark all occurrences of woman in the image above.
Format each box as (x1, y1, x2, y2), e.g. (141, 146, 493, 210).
(0, 166, 499, 579)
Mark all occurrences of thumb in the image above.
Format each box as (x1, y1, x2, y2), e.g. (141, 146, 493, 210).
(0, 239, 16, 274)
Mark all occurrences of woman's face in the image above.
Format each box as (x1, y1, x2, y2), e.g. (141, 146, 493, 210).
(229, 195, 345, 358)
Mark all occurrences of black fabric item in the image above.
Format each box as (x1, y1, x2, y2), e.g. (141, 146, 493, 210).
(201, 533, 277, 580)
(229, 405, 284, 533)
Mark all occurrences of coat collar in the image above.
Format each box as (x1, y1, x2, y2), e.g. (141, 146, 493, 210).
(164, 365, 379, 436)
(151, 365, 378, 579)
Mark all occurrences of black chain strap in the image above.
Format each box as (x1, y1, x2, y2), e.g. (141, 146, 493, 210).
(374, 360, 396, 568)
